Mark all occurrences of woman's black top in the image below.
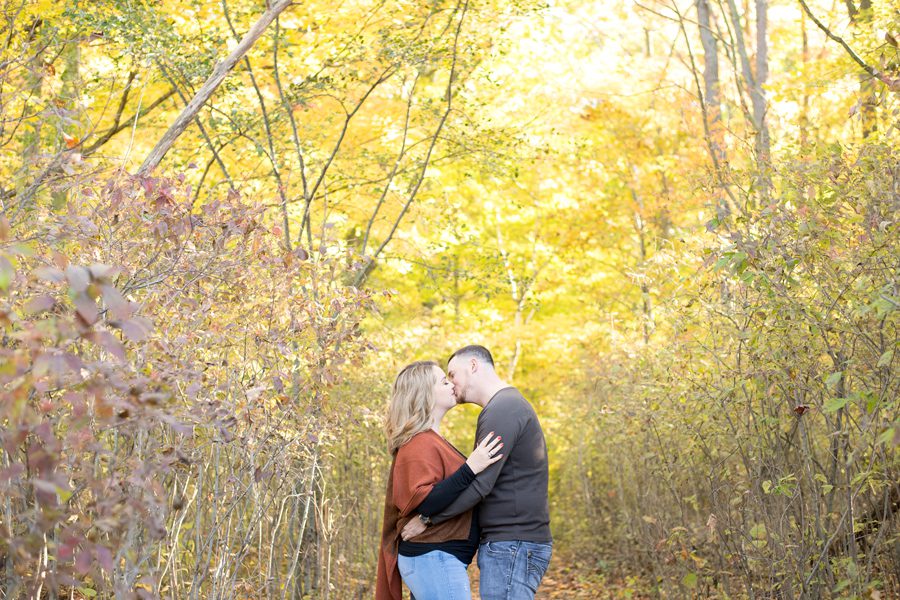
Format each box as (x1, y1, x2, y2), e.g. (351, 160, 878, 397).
(397, 462, 480, 564)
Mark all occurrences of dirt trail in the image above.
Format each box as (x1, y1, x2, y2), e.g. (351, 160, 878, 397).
(468, 559, 650, 599)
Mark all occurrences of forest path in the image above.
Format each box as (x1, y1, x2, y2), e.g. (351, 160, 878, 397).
(467, 557, 651, 599)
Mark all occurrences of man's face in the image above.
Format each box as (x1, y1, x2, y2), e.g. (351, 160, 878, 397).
(446, 356, 471, 404)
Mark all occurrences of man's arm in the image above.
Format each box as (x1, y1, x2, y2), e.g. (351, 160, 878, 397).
(398, 463, 477, 541)
(401, 433, 505, 540)
(428, 405, 520, 524)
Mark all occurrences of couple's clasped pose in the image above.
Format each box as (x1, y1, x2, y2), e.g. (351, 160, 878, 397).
(376, 345, 552, 600)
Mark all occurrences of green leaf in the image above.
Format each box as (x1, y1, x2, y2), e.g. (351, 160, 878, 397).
(749, 523, 767, 539)
(762, 480, 772, 494)
(825, 371, 842, 390)
(77, 587, 97, 598)
(877, 427, 896, 446)
(866, 395, 878, 414)
(877, 350, 893, 368)
(56, 485, 73, 503)
(8, 243, 34, 256)
(0, 256, 14, 292)
(682, 573, 698, 589)
(824, 397, 849, 413)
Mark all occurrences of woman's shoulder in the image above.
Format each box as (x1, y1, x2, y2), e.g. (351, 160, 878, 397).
(397, 430, 441, 455)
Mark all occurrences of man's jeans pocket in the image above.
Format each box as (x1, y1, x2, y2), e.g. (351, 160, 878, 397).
(478, 541, 552, 599)
(524, 542, 552, 591)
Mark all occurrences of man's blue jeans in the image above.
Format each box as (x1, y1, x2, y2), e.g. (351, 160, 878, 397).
(398, 550, 471, 600)
(477, 541, 552, 599)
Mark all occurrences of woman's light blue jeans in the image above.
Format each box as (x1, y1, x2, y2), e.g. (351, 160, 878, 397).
(398, 550, 471, 600)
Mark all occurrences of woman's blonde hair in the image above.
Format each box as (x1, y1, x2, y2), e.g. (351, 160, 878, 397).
(385, 360, 439, 455)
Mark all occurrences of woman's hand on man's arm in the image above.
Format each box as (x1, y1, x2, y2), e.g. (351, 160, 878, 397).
(465, 432, 503, 474)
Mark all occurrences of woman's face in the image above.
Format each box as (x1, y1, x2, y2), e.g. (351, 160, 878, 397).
(431, 366, 457, 412)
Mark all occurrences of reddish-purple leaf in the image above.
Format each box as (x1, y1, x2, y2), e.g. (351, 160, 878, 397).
(34, 267, 65, 282)
(74, 295, 99, 325)
(0, 463, 25, 482)
(33, 353, 68, 377)
(63, 352, 84, 374)
(65, 266, 90, 292)
(88, 264, 117, 281)
(58, 537, 76, 561)
(92, 331, 126, 361)
(32, 479, 59, 506)
(34, 421, 55, 445)
(95, 545, 113, 572)
(119, 317, 152, 342)
(23, 295, 55, 315)
(100, 284, 133, 319)
(75, 549, 92, 575)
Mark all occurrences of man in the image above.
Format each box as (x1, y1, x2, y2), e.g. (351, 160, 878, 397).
(401, 345, 552, 599)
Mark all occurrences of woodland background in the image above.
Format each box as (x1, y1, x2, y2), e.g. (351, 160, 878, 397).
(0, 0, 898, 598)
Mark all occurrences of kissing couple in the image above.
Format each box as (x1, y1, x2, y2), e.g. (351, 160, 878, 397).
(376, 345, 552, 600)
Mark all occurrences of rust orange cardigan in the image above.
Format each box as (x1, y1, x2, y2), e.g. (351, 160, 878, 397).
(375, 430, 474, 600)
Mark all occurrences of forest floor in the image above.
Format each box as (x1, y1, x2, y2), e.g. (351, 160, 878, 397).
(469, 557, 653, 599)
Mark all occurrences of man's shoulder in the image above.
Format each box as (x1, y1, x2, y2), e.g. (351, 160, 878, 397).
(494, 386, 528, 404)
(481, 388, 535, 418)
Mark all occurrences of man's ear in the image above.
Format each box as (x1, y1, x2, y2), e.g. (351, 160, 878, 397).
(470, 357, 478, 373)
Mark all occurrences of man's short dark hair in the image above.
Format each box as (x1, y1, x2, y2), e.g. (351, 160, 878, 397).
(448, 345, 494, 367)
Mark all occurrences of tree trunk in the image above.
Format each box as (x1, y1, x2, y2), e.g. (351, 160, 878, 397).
(725, 0, 770, 200)
(800, 8, 810, 148)
(696, 0, 731, 219)
(753, 0, 770, 179)
(854, 0, 877, 137)
(697, 0, 721, 127)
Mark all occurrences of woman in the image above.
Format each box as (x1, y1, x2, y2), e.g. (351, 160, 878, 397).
(376, 360, 503, 600)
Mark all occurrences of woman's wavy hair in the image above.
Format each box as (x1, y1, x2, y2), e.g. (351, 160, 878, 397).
(385, 360, 439, 455)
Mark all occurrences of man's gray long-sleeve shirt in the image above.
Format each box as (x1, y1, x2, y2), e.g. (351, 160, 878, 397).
(432, 387, 552, 543)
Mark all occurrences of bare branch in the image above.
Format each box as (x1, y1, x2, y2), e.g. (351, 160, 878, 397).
(361, 73, 419, 255)
(355, 0, 470, 286)
(797, 0, 899, 91)
(222, 0, 292, 250)
(137, 0, 294, 176)
(82, 87, 176, 156)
